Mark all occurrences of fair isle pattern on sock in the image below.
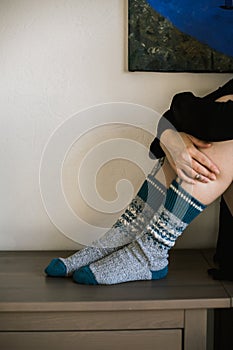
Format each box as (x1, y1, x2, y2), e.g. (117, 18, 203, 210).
(146, 207, 187, 250)
(111, 170, 167, 246)
(147, 180, 206, 249)
(73, 179, 206, 285)
(46, 159, 166, 276)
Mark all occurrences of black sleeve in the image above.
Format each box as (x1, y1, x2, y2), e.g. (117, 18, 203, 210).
(149, 78, 233, 158)
(203, 78, 233, 101)
(171, 92, 233, 141)
(149, 109, 176, 158)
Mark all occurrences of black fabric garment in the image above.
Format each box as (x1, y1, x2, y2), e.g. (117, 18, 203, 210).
(214, 309, 233, 350)
(208, 196, 233, 281)
(150, 78, 233, 159)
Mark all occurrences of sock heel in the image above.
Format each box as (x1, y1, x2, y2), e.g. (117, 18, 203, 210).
(73, 266, 99, 285)
(151, 265, 168, 280)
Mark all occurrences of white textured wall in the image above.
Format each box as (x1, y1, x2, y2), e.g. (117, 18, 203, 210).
(0, 0, 231, 250)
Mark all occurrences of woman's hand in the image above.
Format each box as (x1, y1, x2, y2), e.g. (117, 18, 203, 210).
(160, 129, 220, 184)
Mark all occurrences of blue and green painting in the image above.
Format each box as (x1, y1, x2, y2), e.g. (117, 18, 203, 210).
(128, 0, 233, 72)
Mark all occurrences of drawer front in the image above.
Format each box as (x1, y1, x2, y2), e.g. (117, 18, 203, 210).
(0, 310, 184, 331)
(0, 330, 182, 350)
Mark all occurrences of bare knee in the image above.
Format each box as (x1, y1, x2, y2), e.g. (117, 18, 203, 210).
(182, 140, 233, 205)
(201, 140, 233, 184)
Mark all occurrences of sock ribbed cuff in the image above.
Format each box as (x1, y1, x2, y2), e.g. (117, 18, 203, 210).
(164, 180, 206, 224)
(138, 176, 166, 211)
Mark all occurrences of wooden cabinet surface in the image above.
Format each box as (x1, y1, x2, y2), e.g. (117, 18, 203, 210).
(0, 250, 231, 350)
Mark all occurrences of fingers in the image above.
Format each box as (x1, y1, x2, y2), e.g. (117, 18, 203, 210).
(175, 149, 216, 181)
(177, 168, 196, 184)
(181, 135, 220, 177)
(187, 136, 220, 175)
(171, 160, 215, 185)
(166, 149, 218, 184)
(192, 161, 216, 181)
(176, 162, 210, 183)
(191, 149, 220, 177)
(161, 131, 221, 185)
(188, 135, 212, 149)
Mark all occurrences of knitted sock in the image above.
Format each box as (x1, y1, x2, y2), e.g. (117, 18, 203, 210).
(73, 179, 206, 285)
(45, 159, 166, 277)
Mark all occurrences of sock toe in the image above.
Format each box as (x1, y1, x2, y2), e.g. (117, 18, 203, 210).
(73, 266, 99, 285)
(44, 258, 67, 277)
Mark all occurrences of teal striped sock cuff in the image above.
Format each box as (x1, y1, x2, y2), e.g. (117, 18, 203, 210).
(164, 180, 206, 224)
(138, 176, 166, 211)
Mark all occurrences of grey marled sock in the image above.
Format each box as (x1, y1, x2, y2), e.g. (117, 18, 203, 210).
(46, 159, 166, 276)
(73, 179, 206, 284)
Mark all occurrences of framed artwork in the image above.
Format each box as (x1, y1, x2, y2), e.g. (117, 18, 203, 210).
(128, 0, 233, 72)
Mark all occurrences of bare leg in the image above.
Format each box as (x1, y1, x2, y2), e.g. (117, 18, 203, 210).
(223, 183, 233, 215)
(72, 141, 233, 285)
(180, 140, 233, 205)
(158, 140, 233, 205)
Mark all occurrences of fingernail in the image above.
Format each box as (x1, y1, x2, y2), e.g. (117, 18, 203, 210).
(210, 174, 216, 181)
